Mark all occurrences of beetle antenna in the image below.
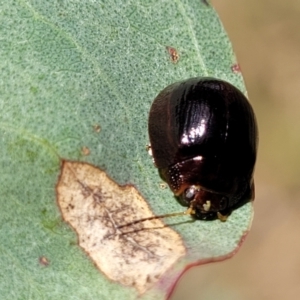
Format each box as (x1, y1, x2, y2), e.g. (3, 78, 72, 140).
(116, 207, 195, 229)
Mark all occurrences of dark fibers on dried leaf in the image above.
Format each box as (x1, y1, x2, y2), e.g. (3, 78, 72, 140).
(56, 161, 186, 294)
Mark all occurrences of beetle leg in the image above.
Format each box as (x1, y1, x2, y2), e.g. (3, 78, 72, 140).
(185, 206, 196, 216)
(217, 212, 228, 222)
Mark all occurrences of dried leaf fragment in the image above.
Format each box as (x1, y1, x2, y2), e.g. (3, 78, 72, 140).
(56, 161, 186, 294)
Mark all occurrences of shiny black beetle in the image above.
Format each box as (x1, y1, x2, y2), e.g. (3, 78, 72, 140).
(148, 77, 258, 221)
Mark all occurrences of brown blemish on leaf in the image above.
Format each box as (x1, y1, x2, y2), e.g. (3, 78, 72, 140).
(81, 146, 90, 156)
(231, 63, 241, 73)
(56, 161, 186, 294)
(39, 256, 50, 266)
(93, 124, 101, 133)
(166, 46, 179, 63)
(201, 0, 210, 6)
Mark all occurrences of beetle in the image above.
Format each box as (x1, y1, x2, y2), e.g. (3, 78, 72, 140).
(148, 77, 258, 221)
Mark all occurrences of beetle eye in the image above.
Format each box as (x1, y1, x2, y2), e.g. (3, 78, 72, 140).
(184, 186, 196, 202)
(219, 197, 228, 210)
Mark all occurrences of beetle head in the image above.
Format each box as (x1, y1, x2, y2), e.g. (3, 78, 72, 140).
(178, 185, 229, 220)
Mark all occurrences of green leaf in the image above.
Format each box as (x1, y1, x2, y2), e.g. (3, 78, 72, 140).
(0, 1, 252, 299)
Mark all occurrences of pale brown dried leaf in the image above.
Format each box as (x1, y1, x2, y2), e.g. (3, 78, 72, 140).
(56, 160, 186, 294)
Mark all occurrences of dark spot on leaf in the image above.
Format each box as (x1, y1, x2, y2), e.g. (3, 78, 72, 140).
(93, 124, 101, 133)
(201, 0, 210, 6)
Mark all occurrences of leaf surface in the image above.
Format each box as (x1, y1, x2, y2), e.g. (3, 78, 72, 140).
(0, 1, 252, 299)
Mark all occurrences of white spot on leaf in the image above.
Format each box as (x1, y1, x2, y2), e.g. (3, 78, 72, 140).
(56, 160, 186, 294)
